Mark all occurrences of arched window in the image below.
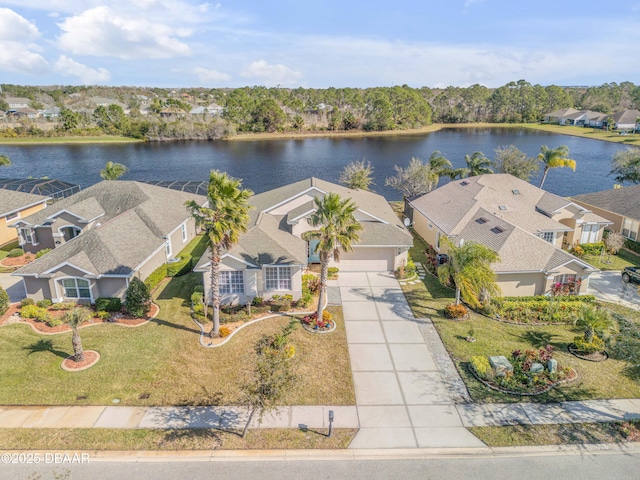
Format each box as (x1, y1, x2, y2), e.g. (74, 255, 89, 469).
(58, 278, 91, 300)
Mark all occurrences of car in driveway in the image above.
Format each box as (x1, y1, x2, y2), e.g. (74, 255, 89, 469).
(622, 266, 640, 285)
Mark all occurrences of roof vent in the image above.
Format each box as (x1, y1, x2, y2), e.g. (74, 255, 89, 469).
(491, 226, 504, 234)
(460, 181, 469, 186)
(498, 205, 507, 211)
(512, 189, 520, 195)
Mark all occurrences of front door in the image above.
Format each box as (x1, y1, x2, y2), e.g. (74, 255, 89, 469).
(308, 239, 320, 263)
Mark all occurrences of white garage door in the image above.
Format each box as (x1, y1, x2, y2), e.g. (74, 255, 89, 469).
(331, 247, 395, 272)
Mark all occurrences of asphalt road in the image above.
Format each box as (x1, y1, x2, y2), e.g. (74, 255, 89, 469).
(3, 448, 640, 480)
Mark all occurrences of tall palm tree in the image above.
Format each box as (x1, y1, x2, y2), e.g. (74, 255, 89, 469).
(63, 308, 91, 362)
(100, 161, 127, 180)
(0, 154, 10, 167)
(538, 145, 576, 188)
(304, 193, 362, 319)
(437, 237, 501, 308)
(461, 151, 494, 177)
(574, 304, 618, 343)
(426, 150, 452, 189)
(186, 170, 253, 337)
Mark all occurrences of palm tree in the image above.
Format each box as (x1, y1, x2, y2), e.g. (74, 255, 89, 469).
(437, 237, 501, 308)
(186, 170, 253, 337)
(426, 151, 452, 189)
(538, 145, 576, 188)
(461, 151, 494, 177)
(0, 154, 10, 167)
(63, 308, 91, 362)
(100, 161, 127, 180)
(304, 193, 362, 319)
(574, 304, 618, 343)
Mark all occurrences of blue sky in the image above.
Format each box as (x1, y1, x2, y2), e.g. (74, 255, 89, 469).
(1, 1, 639, 88)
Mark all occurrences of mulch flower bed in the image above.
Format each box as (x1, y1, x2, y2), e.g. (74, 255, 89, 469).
(61, 350, 100, 371)
(0, 253, 35, 268)
(568, 343, 609, 362)
(0, 303, 158, 334)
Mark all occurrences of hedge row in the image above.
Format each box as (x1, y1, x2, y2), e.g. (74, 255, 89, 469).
(144, 254, 193, 291)
(95, 297, 122, 312)
(625, 238, 640, 255)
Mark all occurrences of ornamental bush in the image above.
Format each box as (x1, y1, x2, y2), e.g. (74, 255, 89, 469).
(95, 297, 122, 312)
(0, 286, 9, 316)
(573, 335, 606, 353)
(125, 277, 151, 318)
(20, 304, 48, 321)
(20, 298, 35, 307)
(579, 242, 605, 255)
(36, 299, 52, 308)
(219, 325, 232, 338)
(444, 303, 468, 319)
(166, 254, 192, 277)
(8, 248, 24, 258)
(470, 356, 492, 380)
(35, 248, 52, 258)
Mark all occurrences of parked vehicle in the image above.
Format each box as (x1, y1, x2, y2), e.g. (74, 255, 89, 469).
(622, 266, 640, 284)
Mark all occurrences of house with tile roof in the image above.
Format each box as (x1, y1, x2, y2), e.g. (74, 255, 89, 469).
(572, 185, 640, 242)
(194, 178, 413, 305)
(13, 181, 206, 303)
(407, 174, 611, 296)
(0, 190, 50, 247)
(612, 110, 640, 131)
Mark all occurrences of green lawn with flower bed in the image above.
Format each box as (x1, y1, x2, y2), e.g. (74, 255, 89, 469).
(0, 272, 355, 406)
(403, 232, 640, 403)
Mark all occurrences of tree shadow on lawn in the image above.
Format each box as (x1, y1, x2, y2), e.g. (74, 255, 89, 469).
(516, 330, 568, 350)
(150, 317, 201, 335)
(22, 339, 69, 360)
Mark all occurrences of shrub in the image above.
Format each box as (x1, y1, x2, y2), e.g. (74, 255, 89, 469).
(0, 286, 9, 316)
(322, 310, 332, 321)
(470, 356, 492, 380)
(95, 297, 122, 312)
(125, 277, 151, 318)
(20, 304, 48, 321)
(219, 325, 232, 338)
(191, 291, 203, 304)
(270, 295, 291, 312)
(284, 344, 296, 358)
(36, 299, 52, 308)
(302, 274, 320, 294)
(95, 310, 111, 320)
(167, 254, 192, 277)
(20, 298, 35, 307)
(328, 267, 339, 278)
(50, 302, 74, 311)
(573, 335, 605, 353)
(35, 248, 52, 258)
(579, 242, 605, 255)
(46, 317, 63, 327)
(8, 248, 24, 258)
(252, 297, 264, 307)
(297, 291, 313, 308)
(192, 303, 205, 316)
(444, 303, 468, 319)
(625, 238, 640, 255)
(193, 285, 204, 294)
(569, 244, 585, 258)
(144, 264, 168, 291)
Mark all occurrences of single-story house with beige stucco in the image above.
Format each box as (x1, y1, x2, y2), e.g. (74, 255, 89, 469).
(406, 174, 612, 296)
(195, 177, 413, 305)
(12, 181, 206, 303)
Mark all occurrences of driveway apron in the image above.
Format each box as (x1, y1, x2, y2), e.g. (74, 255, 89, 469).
(336, 271, 485, 449)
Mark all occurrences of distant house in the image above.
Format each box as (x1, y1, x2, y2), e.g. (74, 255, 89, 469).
(0, 190, 50, 247)
(189, 104, 224, 116)
(4, 97, 31, 109)
(194, 178, 413, 305)
(587, 113, 608, 128)
(572, 185, 640, 242)
(612, 110, 640, 131)
(160, 107, 187, 118)
(543, 108, 580, 124)
(13, 181, 206, 303)
(11, 107, 40, 119)
(42, 107, 61, 119)
(407, 174, 611, 296)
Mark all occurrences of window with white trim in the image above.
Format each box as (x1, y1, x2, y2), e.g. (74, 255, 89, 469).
(181, 223, 187, 242)
(5, 211, 19, 221)
(19, 228, 36, 245)
(59, 278, 91, 299)
(622, 219, 638, 241)
(539, 231, 554, 243)
(220, 271, 244, 294)
(580, 224, 599, 244)
(265, 266, 292, 290)
(554, 274, 576, 285)
(165, 240, 172, 258)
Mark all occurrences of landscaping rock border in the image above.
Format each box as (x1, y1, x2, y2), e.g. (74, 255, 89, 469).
(301, 320, 337, 334)
(61, 350, 100, 372)
(467, 363, 579, 396)
(567, 343, 609, 362)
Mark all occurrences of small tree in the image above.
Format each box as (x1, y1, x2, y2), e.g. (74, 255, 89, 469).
(385, 157, 439, 198)
(494, 145, 540, 181)
(0, 154, 11, 167)
(100, 161, 127, 180)
(339, 159, 375, 191)
(603, 231, 625, 263)
(610, 148, 640, 184)
(125, 277, 151, 318)
(241, 319, 297, 438)
(0, 286, 9, 316)
(64, 308, 91, 362)
(574, 304, 618, 345)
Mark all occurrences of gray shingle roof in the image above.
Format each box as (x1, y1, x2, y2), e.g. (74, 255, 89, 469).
(572, 185, 640, 222)
(0, 189, 49, 218)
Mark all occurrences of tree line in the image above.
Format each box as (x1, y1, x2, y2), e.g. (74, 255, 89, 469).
(1, 81, 640, 140)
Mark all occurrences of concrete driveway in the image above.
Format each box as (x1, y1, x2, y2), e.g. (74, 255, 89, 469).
(0, 272, 25, 303)
(587, 271, 640, 311)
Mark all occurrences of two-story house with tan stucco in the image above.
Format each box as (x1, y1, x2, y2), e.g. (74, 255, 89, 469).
(0, 190, 50, 247)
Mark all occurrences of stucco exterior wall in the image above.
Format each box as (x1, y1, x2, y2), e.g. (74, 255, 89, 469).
(1, 202, 47, 247)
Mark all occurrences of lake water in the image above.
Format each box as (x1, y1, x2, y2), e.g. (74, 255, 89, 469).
(0, 127, 629, 200)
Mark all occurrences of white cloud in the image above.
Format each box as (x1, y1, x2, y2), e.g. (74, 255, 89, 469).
(0, 7, 40, 41)
(240, 60, 302, 87)
(0, 8, 48, 76)
(193, 67, 231, 84)
(54, 55, 110, 84)
(57, 6, 192, 59)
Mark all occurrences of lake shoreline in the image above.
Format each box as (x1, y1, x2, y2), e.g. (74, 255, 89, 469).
(1, 123, 638, 146)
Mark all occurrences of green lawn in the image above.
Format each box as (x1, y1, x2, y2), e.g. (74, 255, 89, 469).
(0, 241, 19, 261)
(403, 232, 640, 403)
(583, 249, 640, 271)
(521, 123, 640, 146)
(0, 272, 355, 406)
